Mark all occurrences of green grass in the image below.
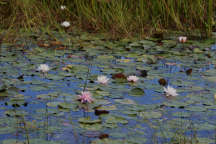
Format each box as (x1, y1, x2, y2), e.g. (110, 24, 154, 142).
(0, 0, 215, 39)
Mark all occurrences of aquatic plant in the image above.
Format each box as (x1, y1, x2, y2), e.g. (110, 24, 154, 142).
(163, 86, 178, 97)
(97, 75, 109, 85)
(127, 75, 139, 83)
(0, 35, 216, 143)
(78, 91, 93, 104)
(37, 64, 50, 73)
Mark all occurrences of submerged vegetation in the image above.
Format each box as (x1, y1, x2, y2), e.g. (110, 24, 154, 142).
(0, 0, 216, 39)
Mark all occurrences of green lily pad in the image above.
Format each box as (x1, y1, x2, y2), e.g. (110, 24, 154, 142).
(105, 115, 128, 125)
(78, 117, 102, 124)
(47, 101, 60, 107)
(91, 138, 125, 144)
(139, 111, 162, 119)
(57, 102, 75, 109)
(115, 99, 136, 105)
(129, 87, 144, 96)
(185, 105, 207, 112)
(96, 105, 117, 111)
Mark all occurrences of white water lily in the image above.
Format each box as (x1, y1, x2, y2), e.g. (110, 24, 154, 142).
(97, 75, 109, 84)
(61, 21, 70, 27)
(127, 75, 139, 83)
(60, 5, 66, 10)
(37, 64, 50, 73)
(178, 36, 187, 43)
(163, 85, 178, 97)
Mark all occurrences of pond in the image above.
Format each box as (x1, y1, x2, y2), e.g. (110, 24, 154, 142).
(0, 33, 216, 144)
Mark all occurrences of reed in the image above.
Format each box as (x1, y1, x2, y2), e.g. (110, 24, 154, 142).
(0, 0, 215, 38)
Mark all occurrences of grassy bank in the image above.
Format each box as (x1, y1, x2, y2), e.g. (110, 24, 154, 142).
(0, 0, 215, 39)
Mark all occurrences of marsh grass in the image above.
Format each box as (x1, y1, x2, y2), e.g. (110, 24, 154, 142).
(0, 0, 215, 40)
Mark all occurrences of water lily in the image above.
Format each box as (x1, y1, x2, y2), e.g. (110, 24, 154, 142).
(97, 75, 109, 84)
(127, 75, 139, 83)
(78, 91, 93, 103)
(62, 64, 73, 71)
(60, 5, 66, 10)
(37, 64, 50, 73)
(178, 36, 187, 43)
(61, 21, 70, 28)
(163, 85, 178, 97)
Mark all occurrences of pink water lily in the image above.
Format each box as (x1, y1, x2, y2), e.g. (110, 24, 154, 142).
(78, 91, 93, 103)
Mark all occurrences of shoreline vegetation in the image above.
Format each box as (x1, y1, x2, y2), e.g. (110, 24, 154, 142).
(0, 0, 215, 41)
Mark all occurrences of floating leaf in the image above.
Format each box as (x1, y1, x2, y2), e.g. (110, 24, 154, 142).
(185, 105, 207, 112)
(115, 99, 136, 105)
(10, 94, 25, 101)
(139, 111, 162, 119)
(91, 138, 124, 144)
(58, 102, 75, 109)
(78, 117, 101, 124)
(158, 78, 167, 86)
(111, 73, 126, 79)
(94, 109, 109, 116)
(96, 105, 117, 111)
(129, 87, 144, 96)
(105, 115, 128, 124)
(193, 48, 203, 53)
(47, 102, 60, 107)
(186, 68, 192, 75)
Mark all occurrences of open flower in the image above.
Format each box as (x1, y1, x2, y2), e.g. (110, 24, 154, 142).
(78, 91, 93, 103)
(178, 36, 187, 43)
(61, 21, 70, 28)
(97, 75, 109, 84)
(163, 85, 178, 97)
(60, 5, 66, 10)
(37, 64, 50, 73)
(127, 75, 139, 83)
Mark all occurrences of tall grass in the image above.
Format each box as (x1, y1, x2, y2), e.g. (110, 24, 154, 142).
(0, 0, 215, 38)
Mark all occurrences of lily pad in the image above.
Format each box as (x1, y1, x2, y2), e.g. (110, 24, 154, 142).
(129, 87, 144, 96)
(78, 117, 102, 124)
(139, 111, 162, 119)
(115, 99, 136, 105)
(96, 105, 117, 111)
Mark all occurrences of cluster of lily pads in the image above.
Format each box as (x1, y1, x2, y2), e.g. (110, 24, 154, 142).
(36, 35, 190, 106)
(37, 62, 179, 106)
(2, 28, 216, 143)
(38, 64, 146, 102)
